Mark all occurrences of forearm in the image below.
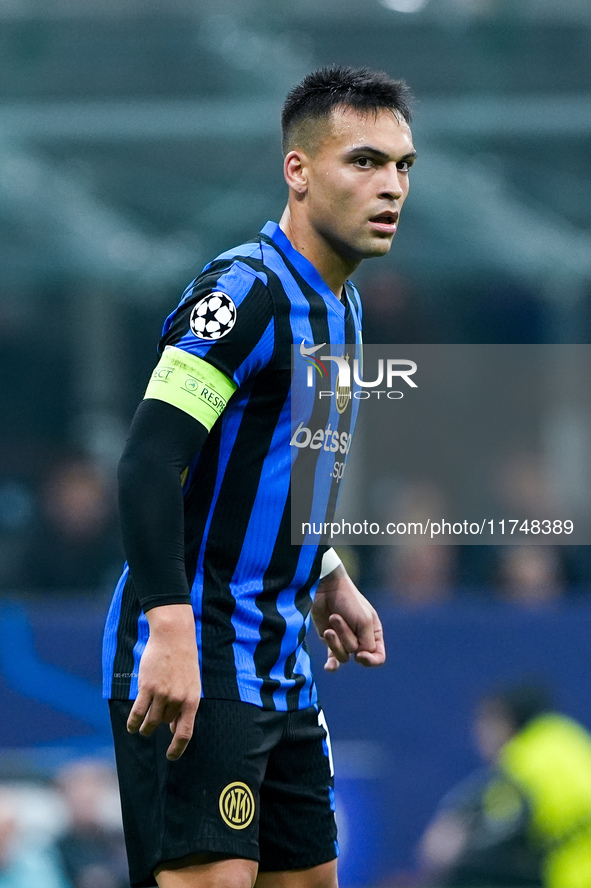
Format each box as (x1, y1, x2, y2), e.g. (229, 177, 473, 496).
(118, 446, 189, 610)
(118, 398, 208, 612)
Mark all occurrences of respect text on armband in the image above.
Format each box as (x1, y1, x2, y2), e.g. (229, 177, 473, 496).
(145, 347, 238, 429)
(184, 378, 228, 414)
(151, 365, 228, 415)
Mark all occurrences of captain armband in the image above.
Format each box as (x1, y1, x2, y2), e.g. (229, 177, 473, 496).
(144, 346, 237, 431)
(319, 548, 343, 580)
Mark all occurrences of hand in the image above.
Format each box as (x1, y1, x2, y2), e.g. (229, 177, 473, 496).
(311, 564, 385, 672)
(126, 604, 201, 761)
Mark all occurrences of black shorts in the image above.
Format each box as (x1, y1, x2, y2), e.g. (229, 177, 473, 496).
(109, 698, 338, 887)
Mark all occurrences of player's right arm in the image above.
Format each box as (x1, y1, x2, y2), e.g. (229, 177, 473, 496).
(118, 398, 210, 761)
(118, 265, 274, 761)
(119, 343, 239, 761)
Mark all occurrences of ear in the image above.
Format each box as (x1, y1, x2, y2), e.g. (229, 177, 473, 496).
(284, 150, 309, 195)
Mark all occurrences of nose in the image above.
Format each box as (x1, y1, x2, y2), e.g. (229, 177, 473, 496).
(378, 165, 403, 202)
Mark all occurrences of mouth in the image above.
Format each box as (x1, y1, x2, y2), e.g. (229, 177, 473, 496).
(368, 211, 399, 234)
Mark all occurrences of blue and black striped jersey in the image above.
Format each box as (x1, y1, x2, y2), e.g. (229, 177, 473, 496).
(103, 221, 362, 711)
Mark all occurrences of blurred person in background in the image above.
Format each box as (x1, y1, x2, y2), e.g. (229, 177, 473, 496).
(494, 454, 563, 538)
(417, 683, 591, 888)
(0, 479, 36, 590)
(359, 272, 432, 344)
(54, 760, 129, 888)
(379, 543, 455, 607)
(0, 786, 69, 888)
(377, 480, 457, 606)
(495, 546, 565, 607)
(17, 458, 122, 593)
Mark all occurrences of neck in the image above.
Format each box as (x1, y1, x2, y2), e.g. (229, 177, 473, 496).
(278, 206, 358, 300)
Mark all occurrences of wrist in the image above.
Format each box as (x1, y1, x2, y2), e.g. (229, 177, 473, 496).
(145, 603, 195, 635)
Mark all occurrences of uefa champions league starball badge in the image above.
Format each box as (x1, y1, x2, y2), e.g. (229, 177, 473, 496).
(190, 292, 237, 340)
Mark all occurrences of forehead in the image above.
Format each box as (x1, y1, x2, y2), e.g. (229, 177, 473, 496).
(319, 106, 414, 156)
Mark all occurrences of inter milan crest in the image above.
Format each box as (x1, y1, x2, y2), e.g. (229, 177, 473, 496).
(190, 291, 237, 340)
(219, 782, 255, 830)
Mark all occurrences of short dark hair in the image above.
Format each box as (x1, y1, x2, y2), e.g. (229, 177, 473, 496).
(281, 65, 413, 154)
(483, 682, 552, 732)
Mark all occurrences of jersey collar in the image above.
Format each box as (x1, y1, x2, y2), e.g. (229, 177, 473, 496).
(261, 221, 346, 313)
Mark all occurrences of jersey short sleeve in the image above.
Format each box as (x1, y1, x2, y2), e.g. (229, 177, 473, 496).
(160, 260, 275, 386)
(143, 259, 275, 429)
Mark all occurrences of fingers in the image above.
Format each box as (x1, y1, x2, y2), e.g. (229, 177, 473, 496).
(128, 693, 198, 760)
(323, 611, 386, 670)
(323, 614, 357, 668)
(127, 694, 170, 739)
(355, 614, 386, 667)
(323, 612, 366, 671)
(126, 689, 153, 734)
(328, 614, 360, 654)
(166, 702, 199, 761)
(355, 647, 385, 667)
(329, 604, 378, 661)
(324, 651, 341, 672)
(354, 610, 378, 655)
(323, 628, 348, 671)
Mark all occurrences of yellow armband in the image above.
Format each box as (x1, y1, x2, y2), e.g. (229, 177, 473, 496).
(144, 346, 237, 431)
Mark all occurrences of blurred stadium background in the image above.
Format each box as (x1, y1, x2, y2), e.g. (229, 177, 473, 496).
(1, 1, 591, 886)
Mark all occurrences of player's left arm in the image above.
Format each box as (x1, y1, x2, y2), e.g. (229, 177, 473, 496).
(311, 556, 385, 672)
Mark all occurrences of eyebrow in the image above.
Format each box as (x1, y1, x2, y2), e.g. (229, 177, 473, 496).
(345, 145, 417, 162)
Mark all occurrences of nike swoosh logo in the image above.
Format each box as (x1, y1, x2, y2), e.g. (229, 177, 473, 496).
(300, 339, 326, 357)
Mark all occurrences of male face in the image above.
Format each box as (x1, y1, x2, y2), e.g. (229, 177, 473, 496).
(297, 106, 416, 266)
(473, 701, 515, 763)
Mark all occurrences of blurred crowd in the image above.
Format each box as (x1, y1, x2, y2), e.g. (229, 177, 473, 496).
(4, 453, 591, 606)
(349, 540, 591, 611)
(0, 459, 123, 597)
(350, 270, 591, 607)
(1, 270, 590, 604)
(0, 759, 128, 888)
(3, 454, 590, 608)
